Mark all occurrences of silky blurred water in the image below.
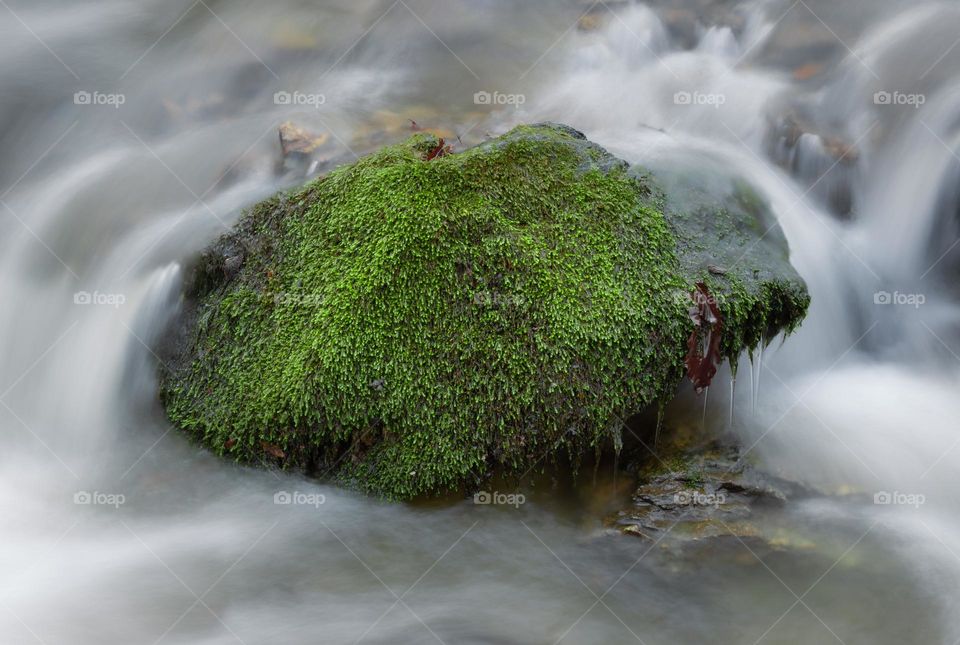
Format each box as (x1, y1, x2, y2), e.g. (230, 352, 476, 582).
(2, 1, 960, 643)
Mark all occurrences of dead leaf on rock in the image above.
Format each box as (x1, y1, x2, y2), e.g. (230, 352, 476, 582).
(685, 281, 723, 393)
(260, 440, 286, 459)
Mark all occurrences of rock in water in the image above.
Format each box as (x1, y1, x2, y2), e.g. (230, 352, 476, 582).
(278, 120, 329, 157)
(609, 441, 811, 544)
(158, 123, 809, 499)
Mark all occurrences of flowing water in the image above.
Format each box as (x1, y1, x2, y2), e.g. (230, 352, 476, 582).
(3, 0, 960, 643)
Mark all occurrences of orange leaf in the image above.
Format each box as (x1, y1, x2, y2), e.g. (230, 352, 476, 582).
(793, 63, 823, 81)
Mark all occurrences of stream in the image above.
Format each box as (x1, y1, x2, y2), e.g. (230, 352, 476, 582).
(2, 0, 960, 643)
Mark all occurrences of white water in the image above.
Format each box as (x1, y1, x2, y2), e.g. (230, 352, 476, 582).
(3, 0, 960, 643)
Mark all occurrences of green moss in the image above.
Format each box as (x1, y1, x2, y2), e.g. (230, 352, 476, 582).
(160, 123, 808, 500)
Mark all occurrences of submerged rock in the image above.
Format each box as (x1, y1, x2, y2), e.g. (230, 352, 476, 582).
(765, 110, 860, 217)
(609, 441, 809, 543)
(158, 123, 809, 499)
(278, 120, 329, 157)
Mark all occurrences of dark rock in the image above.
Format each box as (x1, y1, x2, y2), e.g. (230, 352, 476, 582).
(158, 123, 809, 500)
(609, 441, 809, 543)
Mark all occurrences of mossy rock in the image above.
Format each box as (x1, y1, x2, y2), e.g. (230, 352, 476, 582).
(158, 123, 809, 500)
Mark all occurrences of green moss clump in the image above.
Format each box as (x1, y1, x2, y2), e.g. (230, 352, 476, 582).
(160, 123, 808, 500)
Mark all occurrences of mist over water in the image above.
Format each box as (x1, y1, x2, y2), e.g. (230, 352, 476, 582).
(3, 0, 960, 643)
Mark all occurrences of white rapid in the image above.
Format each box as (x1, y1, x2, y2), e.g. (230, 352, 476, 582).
(2, 0, 960, 643)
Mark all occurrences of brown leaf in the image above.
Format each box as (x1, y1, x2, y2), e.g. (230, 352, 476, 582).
(260, 441, 286, 459)
(793, 62, 824, 81)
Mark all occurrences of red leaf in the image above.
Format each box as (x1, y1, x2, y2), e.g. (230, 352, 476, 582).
(685, 282, 723, 393)
(224, 438, 237, 450)
(424, 138, 453, 161)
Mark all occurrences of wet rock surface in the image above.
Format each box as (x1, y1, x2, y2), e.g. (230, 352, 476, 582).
(609, 440, 811, 544)
(159, 123, 809, 500)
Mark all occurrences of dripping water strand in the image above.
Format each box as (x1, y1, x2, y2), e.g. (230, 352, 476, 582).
(754, 334, 765, 415)
(654, 403, 664, 450)
(701, 385, 709, 430)
(729, 375, 736, 430)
